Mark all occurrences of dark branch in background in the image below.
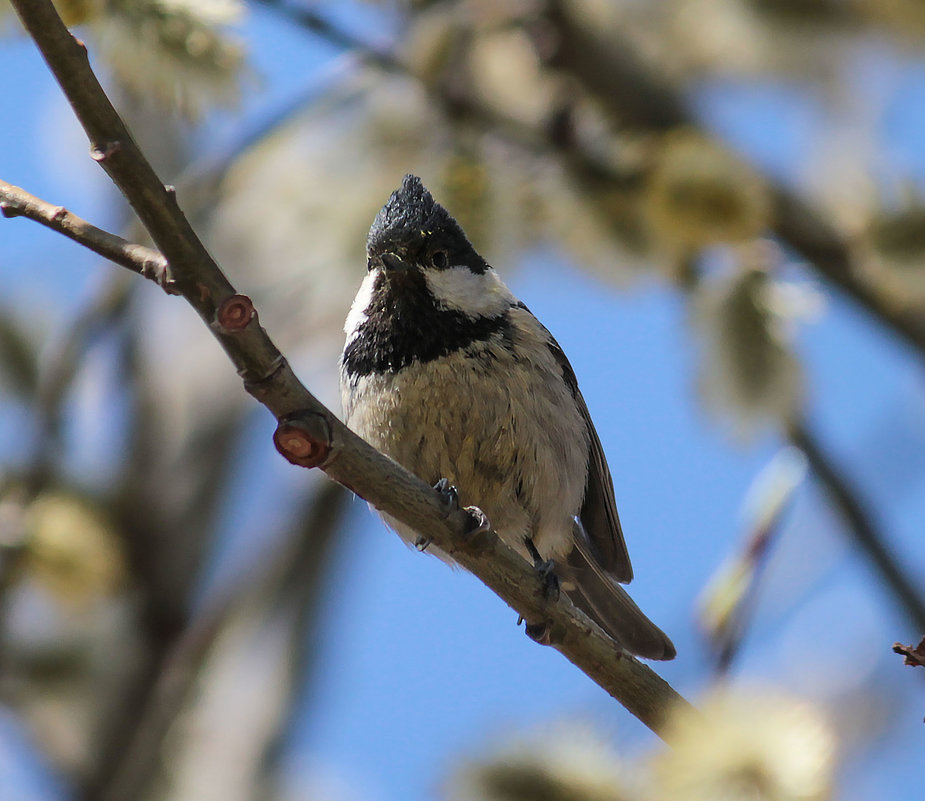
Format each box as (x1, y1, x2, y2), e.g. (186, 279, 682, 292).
(788, 421, 925, 632)
(6, 0, 690, 739)
(250, 0, 644, 190)
(32, 277, 133, 474)
(255, 0, 925, 362)
(90, 481, 349, 801)
(257, 481, 350, 797)
(535, 0, 925, 360)
(672, 258, 925, 648)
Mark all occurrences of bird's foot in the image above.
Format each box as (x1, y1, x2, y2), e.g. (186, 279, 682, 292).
(462, 505, 491, 536)
(524, 537, 560, 603)
(433, 478, 491, 536)
(524, 620, 553, 645)
(433, 478, 458, 513)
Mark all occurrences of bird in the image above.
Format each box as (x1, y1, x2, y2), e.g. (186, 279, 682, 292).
(339, 174, 675, 660)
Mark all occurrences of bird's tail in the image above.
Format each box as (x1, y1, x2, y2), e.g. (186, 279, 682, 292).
(563, 532, 676, 661)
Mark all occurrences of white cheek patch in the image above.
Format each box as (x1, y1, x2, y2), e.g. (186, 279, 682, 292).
(344, 269, 379, 339)
(424, 266, 514, 318)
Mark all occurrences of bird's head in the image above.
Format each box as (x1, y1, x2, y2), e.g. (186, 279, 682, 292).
(361, 175, 511, 320)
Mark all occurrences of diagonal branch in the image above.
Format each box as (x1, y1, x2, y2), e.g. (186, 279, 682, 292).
(6, 0, 689, 738)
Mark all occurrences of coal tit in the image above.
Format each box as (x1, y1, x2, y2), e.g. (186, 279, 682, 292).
(340, 175, 675, 660)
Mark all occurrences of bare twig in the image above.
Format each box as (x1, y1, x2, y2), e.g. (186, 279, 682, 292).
(788, 421, 925, 632)
(0, 180, 174, 291)
(893, 637, 925, 668)
(7, 0, 689, 737)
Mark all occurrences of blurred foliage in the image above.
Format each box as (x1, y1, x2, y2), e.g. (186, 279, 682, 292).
(448, 725, 634, 801)
(3, 0, 245, 117)
(650, 687, 835, 801)
(448, 688, 836, 801)
(2, 0, 925, 800)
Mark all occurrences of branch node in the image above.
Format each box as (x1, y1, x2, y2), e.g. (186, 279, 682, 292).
(273, 412, 332, 469)
(214, 293, 256, 332)
(0, 201, 21, 219)
(243, 354, 287, 394)
(91, 140, 121, 162)
(138, 254, 177, 294)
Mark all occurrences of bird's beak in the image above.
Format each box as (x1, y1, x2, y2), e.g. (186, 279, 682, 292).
(379, 252, 411, 272)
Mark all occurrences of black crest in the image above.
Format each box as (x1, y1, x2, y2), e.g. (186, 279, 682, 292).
(367, 175, 488, 274)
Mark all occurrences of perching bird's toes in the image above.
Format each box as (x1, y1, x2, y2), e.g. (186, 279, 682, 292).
(433, 477, 460, 513)
(433, 478, 491, 537)
(536, 559, 561, 603)
(524, 620, 553, 644)
(463, 505, 491, 536)
(524, 537, 560, 603)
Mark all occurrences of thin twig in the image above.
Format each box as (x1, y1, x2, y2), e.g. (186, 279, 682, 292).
(788, 420, 925, 632)
(0, 180, 174, 291)
(7, 0, 689, 737)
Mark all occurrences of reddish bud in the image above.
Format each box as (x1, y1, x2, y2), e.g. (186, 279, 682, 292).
(216, 294, 255, 331)
(273, 415, 331, 469)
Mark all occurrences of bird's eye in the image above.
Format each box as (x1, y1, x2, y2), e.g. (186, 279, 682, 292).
(431, 250, 448, 269)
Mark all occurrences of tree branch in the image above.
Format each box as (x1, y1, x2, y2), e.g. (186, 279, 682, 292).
(251, 0, 643, 189)
(0, 180, 174, 291)
(6, 0, 689, 737)
(535, 0, 925, 360)
(788, 420, 925, 632)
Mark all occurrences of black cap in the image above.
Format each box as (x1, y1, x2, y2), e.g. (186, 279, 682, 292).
(367, 175, 488, 273)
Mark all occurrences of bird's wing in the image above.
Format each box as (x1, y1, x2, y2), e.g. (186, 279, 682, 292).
(545, 337, 634, 583)
(564, 525, 675, 659)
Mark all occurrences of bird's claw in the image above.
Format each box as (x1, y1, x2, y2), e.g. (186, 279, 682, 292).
(524, 620, 553, 645)
(536, 559, 561, 603)
(433, 477, 460, 513)
(433, 478, 491, 537)
(463, 505, 490, 536)
(524, 537, 560, 603)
